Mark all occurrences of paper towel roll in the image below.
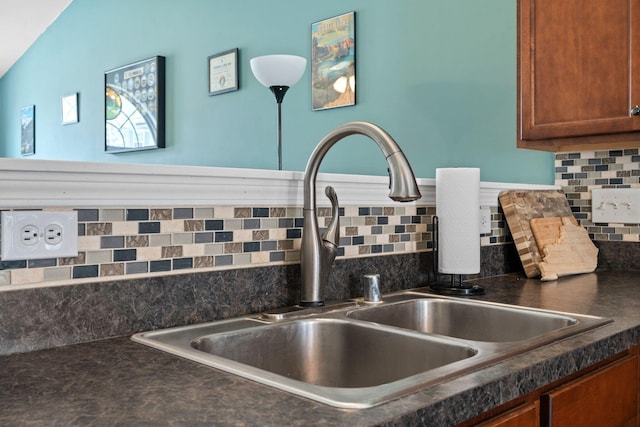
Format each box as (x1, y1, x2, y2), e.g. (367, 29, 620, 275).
(436, 168, 480, 274)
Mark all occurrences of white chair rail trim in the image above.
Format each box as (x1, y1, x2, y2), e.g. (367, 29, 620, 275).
(0, 158, 557, 208)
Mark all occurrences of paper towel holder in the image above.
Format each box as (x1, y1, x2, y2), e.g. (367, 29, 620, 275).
(429, 216, 485, 296)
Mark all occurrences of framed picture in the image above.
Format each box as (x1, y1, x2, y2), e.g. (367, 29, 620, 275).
(208, 48, 239, 96)
(311, 11, 356, 111)
(105, 56, 165, 153)
(61, 92, 79, 125)
(20, 105, 35, 156)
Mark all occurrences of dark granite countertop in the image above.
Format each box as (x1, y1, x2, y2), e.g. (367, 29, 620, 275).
(1, 271, 639, 426)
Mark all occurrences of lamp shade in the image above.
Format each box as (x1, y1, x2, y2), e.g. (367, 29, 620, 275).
(250, 54, 307, 88)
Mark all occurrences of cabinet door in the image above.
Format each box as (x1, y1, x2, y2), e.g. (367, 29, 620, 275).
(519, 0, 640, 142)
(478, 401, 539, 427)
(540, 354, 638, 427)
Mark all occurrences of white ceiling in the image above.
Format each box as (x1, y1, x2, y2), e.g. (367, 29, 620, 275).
(0, 0, 72, 78)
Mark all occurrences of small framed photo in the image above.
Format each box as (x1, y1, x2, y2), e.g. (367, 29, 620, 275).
(20, 105, 35, 156)
(208, 48, 239, 96)
(311, 11, 356, 111)
(61, 92, 79, 125)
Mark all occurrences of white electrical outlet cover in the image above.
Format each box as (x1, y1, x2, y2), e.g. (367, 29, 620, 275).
(1, 211, 78, 261)
(592, 188, 640, 224)
(479, 206, 492, 234)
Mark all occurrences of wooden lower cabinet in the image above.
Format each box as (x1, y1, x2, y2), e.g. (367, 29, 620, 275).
(540, 354, 638, 427)
(478, 402, 539, 427)
(460, 346, 639, 427)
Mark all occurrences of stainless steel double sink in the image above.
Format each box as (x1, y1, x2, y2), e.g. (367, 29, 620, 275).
(131, 290, 610, 409)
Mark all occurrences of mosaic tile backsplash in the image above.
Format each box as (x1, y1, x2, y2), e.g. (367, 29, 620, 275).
(0, 204, 507, 287)
(556, 148, 640, 242)
(8, 145, 640, 290)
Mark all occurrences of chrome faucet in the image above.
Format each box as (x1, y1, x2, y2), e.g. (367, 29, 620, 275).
(300, 121, 421, 306)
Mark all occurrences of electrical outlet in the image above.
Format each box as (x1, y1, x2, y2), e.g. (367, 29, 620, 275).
(45, 224, 64, 245)
(21, 225, 40, 246)
(479, 206, 492, 234)
(1, 211, 78, 261)
(592, 188, 640, 223)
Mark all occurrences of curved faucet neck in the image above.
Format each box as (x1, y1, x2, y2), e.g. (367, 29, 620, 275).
(300, 121, 421, 306)
(305, 122, 397, 210)
(303, 121, 420, 211)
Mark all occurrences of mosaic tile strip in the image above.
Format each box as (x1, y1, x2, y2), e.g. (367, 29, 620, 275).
(0, 205, 507, 287)
(556, 148, 640, 242)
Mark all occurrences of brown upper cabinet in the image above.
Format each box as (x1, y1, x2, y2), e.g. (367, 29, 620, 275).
(518, 0, 640, 152)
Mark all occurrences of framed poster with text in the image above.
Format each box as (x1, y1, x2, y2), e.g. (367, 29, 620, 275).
(208, 48, 239, 96)
(311, 12, 356, 111)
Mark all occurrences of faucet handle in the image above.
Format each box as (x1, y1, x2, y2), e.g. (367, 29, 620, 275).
(321, 186, 340, 247)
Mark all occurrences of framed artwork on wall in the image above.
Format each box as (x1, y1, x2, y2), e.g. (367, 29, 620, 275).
(208, 48, 239, 96)
(61, 92, 79, 125)
(105, 56, 165, 153)
(20, 105, 35, 156)
(311, 11, 356, 111)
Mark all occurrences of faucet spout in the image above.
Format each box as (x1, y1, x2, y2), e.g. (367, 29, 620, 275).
(300, 121, 421, 307)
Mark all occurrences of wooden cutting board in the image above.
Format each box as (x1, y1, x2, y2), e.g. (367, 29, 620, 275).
(530, 217, 598, 281)
(499, 190, 575, 278)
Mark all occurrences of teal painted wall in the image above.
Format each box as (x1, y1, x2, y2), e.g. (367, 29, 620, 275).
(0, 0, 554, 184)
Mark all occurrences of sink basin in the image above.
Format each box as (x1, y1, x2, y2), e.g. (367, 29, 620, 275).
(131, 292, 611, 408)
(346, 298, 577, 342)
(192, 318, 476, 388)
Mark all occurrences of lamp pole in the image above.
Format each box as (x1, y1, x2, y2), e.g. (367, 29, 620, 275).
(270, 85, 289, 171)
